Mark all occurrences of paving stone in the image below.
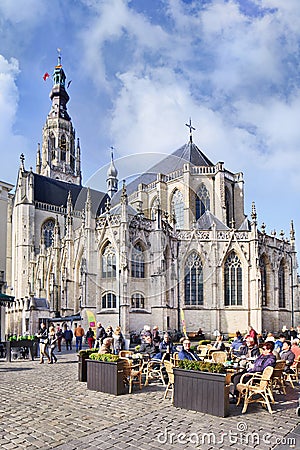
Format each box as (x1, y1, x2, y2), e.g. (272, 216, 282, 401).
(0, 350, 299, 450)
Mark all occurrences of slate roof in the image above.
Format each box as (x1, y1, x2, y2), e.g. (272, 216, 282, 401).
(196, 210, 229, 231)
(33, 173, 108, 216)
(111, 141, 214, 205)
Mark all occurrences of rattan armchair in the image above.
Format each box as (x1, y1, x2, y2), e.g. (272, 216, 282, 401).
(236, 366, 274, 414)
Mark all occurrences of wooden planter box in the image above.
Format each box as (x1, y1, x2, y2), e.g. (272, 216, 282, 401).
(87, 359, 127, 395)
(78, 354, 90, 382)
(173, 368, 230, 417)
(6, 340, 38, 362)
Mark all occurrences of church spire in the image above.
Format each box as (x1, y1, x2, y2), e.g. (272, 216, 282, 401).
(39, 51, 81, 185)
(106, 147, 118, 198)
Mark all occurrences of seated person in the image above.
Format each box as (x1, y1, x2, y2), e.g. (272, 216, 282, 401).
(280, 341, 295, 372)
(98, 337, 113, 354)
(213, 335, 226, 351)
(291, 338, 300, 360)
(158, 333, 174, 360)
(238, 337, 260, 360)
(232, 341, 276, 399)
(230, 331, 244, 355)
(138, 333, 157, 358)
(178, 339, 200, 361)
(196, 328, 205, 340)
(274, 334, 286, 353)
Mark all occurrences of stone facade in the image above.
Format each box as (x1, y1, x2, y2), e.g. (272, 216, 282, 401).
(4, 58, 299, 338)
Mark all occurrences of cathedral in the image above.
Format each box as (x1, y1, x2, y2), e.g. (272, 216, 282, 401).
(4, 56, 299, 338)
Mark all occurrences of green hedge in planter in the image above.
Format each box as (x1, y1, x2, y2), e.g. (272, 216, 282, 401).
(89, 353, 119, 362)
(177, 360, 226, 374)
(78, 349, 98, 357)
(198, 339, 211, 346)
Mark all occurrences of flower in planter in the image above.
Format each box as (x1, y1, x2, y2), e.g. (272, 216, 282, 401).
(177, 360, 226, 374)
(89, 353, 120, 362)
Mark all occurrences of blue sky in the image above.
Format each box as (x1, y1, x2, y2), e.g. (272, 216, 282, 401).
(1, 0, 300, 248)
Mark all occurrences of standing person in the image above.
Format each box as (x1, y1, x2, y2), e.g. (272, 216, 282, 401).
(75, 324, 85, 352)
(247, 325, 258, 345)
(63, 326, 73, 350)
(37, 322, 50, 364)
(113, 326, 125, 354)
(85, 327, 95, 349)
(56, 326, 63, 352)
(48, 326, 58, 364)
(106, 325, 113, 338)
(95, 322, 106, 348)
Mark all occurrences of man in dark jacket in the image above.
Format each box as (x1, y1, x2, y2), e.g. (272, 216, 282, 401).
(280, 341, 295, 372)
(178, 339, 200, 361)
(139, 334, 157, 358)
(95, 322, 106, 348)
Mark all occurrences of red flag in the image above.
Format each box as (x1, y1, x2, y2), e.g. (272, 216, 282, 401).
(43, 72, 50, 81)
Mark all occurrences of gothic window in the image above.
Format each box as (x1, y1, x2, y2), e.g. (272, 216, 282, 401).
(224, 252, 242, 306)
(49, 133, 56, 160)
(101, 243, 116, 278)
(131, 243, 145, 278)
(184, 252, 203, 306)
(60, 135, 66, 161)
(150, 197, 157, 220)
(131, 293, 145, 309)
(278, 260, 285, 308)
(42, 220, 55, 248)
(102, 292, 117, 309)
(259, 256, 268, 307)
(171, 189, 184, 229)
(195, 183, 210, 220)
(225, 186, 233, 228)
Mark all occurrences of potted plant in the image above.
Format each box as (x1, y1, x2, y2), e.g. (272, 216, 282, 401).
(173, 360, 230, 417)
(6, 335, 38, 361)
(86, 353, 127, 395)
(78, 349, 98, 382)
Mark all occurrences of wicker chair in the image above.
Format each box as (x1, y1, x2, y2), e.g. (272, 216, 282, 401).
(272, 360, 286, 394)
(236, 366, 274, 414)
(285, 357, 300, 388)
(163, 360, 175, 403)
(119, 350, 133, 358)
(122, 358, 143, 393)
(211, 351, 227, 364)
(172, 352, 179, 367)
(144, 353, 167, 386)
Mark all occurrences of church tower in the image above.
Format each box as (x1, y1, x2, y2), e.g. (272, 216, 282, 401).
(38, 52, 82, 185)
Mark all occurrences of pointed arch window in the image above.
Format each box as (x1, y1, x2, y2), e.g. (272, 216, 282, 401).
(259, 256, 268, 307)
(60, 134, 66, 161)
(225, 187, 233, 228)
(278, 260, 285, 308)
(42, 220, 55, 248)
(131, 244, 145, 278)
(131, 293, 145, 309)
(49, 133, 56, 160)
(224, 252, 242, 306)
(101, 243, 116, 278)
(172, 189, 184, 229)
(184, 252, 203, 306)
(195, 183, 210, 220)
(102, 292, 117, 309)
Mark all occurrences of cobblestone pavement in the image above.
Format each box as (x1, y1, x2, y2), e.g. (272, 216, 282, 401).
(0, 350, 299, 450)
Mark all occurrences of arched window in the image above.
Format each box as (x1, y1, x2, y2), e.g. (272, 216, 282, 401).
(150, 197, 157, 220)
(49, 133, 56, 160)
(195, 183, 210, 220)
(224, 252, 242, 306)
(131, 244, 145, 278)
(184, 252, 203, 306)
(259, 256, 268, 307)
(171, 189, 184, 229)
(42, 220, 55, 248)
(225, 186, 233, 228)
(102, 292, 117, 309)
(60, 134, 66, 161)
(131, 293, 145, 309)
(101, 243, 116, 278)
(278, 260, 285, 308)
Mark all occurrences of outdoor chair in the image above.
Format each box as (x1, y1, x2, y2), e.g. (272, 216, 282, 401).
(121, 358, 143, 393)
(172, 352, 179, 367)
(197, 345, 209, 358)
(144, 353, 167, 386)
(271, 360, 286, 395)
(211, 351, 227, 364)
(236, 366, 274, 414)
(285, 357, 300, 389)
(119, 350, 133, 358)
(163, 360, 174, 403)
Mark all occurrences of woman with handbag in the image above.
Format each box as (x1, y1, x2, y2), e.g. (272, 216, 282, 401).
(48, 326, 58, 364)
